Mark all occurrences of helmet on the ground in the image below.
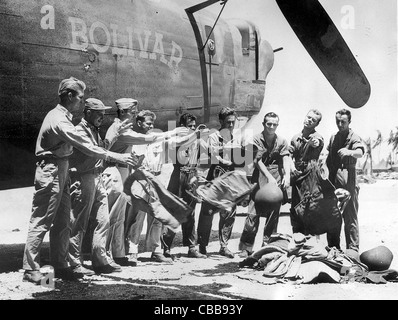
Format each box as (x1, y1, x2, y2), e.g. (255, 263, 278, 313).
(360, 245, 393, 271)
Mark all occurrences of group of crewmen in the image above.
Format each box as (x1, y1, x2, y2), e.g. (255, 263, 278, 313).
(21, 76, 365, 285)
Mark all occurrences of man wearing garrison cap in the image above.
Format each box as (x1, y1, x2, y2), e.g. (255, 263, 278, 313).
(68, 97, 139, 275)
(22, 78, 137, 284)
(104, 98, 189, 265)
(115, 98, 138, 111)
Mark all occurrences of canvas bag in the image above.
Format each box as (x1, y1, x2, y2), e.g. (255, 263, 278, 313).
(293, 162, 342, 235)
(195, 170, 256, 212)
(124, 169, 191, 229)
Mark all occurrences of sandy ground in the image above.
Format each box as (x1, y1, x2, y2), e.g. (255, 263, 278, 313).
(1, 165, 398, 301)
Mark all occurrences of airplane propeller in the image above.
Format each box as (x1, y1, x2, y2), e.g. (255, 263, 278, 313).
(275, 0, 371, 108)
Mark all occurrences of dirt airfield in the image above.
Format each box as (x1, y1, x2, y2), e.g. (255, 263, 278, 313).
(1, 165, 398, 300)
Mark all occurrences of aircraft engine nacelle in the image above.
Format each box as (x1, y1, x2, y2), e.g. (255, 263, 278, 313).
(258, 39, 274, 82)
(225, 19, 274, 120)
(227, 18, 274, 81)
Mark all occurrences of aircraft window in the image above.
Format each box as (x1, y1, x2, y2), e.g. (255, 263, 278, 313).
(233, 24, 250, 56)
(205, 25, 216, 56)
(205, 25, 215, 43)
(205, 25, 212, 37)
(240, 30, 250, 56)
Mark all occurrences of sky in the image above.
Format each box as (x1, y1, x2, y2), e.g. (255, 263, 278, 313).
(213, 0, 397, 161)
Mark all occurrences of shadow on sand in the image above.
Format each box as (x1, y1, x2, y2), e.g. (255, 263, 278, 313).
(0, 230, 242, 273)
(0, 230, 247, 300)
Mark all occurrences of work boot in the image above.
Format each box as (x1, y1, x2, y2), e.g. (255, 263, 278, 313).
(187, 247, 207, 258)
(114, 257, 136, 267)
(54, 267, 83, 280)
(238, 250, 252, 259)
(239, 257, 258, 268)
(93, 263, 122, 274)
(151, 252, 173, 263)
(110, 261, 122, 270)
(22, 270, 44, 285)
(199, 245, 207, 255)
(163, 249, 172, 258)
(219, 247, 234, 258)
(71, 265, 95, 276)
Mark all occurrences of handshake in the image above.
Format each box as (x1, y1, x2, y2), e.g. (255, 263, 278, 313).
(112, 151, 145, 168)
(129, 153, 145, 169)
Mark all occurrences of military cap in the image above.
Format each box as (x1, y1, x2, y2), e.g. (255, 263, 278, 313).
(85, 98, 112, 110)
(115, 98, 138, 110)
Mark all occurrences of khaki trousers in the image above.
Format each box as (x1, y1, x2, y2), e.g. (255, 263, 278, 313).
(23, 158, 71, 271)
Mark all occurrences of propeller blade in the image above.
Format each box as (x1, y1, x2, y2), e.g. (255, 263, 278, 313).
(276, 0, 371, 108)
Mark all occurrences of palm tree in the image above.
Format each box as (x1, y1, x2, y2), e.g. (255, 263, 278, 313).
(387, 127, 398, 168)
(362, 130, 382, 176)
(388, 126, 398, 153)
